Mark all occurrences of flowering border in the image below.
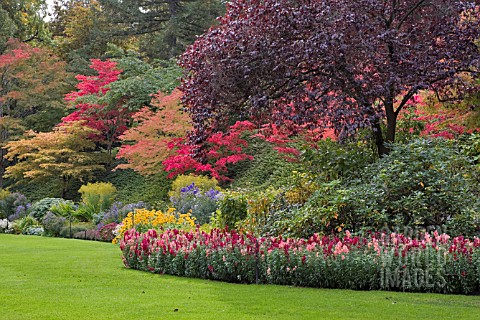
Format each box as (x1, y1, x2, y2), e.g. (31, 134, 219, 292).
(120, 228, 480, 294)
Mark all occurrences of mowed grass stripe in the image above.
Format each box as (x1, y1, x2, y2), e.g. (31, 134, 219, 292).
(0, 234, 479, 320)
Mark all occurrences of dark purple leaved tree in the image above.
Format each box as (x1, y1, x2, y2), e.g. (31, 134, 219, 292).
(180, 0, 480, 156)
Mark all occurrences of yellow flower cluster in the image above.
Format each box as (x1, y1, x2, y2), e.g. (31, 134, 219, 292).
(112, 208, 196, 243)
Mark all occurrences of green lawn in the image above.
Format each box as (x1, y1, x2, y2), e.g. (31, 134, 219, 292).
(0, 234, 479, 319)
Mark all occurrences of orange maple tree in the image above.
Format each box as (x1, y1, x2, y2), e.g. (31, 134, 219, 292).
(0, 38, 71, 188)
(116, 89, 191, 174)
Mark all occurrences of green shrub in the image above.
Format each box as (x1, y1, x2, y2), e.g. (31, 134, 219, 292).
(236, 188, 281, 234)
(260, 138, 479, 238)
(287, 180, 350, 238)
(169, 175, 220, 199)
(29, 198, 67, 220)
(299, 137, 376, 181)
(14, 216, 41, 235)
(357, 139, 479, 235)
(230, 139, 298, 190)
(107, 169, 171, 207)
(214, 191, 248, 229)
(0, 189, 10, 200)
(74, 182, 117, 222)
(79, 182, 116, 210)
(41, 212, 66, 237)
(7, 177, 81, 202)
(23, 226, 44, 236)
(0, 192, 30, 221)
(50, 201, 77, 218)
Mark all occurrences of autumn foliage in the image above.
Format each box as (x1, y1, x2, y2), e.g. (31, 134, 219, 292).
(0, 38, 71, 188)
(399, 92, 480, 139)
(5, 121, 105, 198)
(62, 59, 131, 153)
(179, 0, 480, 156)
(116, 89, 191, 174)
(116, 89, 255, 180)
(162, 120, 255, 181)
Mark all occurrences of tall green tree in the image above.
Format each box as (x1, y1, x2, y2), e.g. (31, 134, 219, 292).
(50, 0, 110, 74)
(0, 0, 50, 53)
(100, 0, 225, 59)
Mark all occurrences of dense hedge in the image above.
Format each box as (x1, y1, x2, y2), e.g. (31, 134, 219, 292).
(120, 228, 480, 294)
(106, 169, 171, 206)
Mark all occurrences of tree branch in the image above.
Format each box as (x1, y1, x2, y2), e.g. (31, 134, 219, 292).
(397, 0, 426, 29)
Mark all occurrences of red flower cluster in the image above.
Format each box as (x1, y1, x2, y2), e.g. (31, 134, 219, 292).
(121, 228, 479, 267)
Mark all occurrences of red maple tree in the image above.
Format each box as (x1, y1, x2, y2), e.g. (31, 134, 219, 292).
(62, 59, 131, 157)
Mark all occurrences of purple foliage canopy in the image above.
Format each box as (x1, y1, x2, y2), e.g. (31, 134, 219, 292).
(180, 0, 480, 155)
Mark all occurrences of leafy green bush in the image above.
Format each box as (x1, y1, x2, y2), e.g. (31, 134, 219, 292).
(460, 132, 480, 163)
(13, 216, 42, 235)
(23, 226, 44, 236)
(73, 182, 117, 222)
(169, 175, 220, 199)
(0, 189, 9, 200)
(107, 169, 171, 207)
(299, 138, 376, 181)
(29, 198, 68, 220)
(214, 191, 248, 229)
(7, 177, 82, 202)
(50, 201, 77, 218)
(41, 212, 66, 237)
(236, 188, 282, 234)
(79, 182, 117, 211)
(230, 139, 298, 190)
(357, 139, 479, 234)
(259, 138, 479, 238)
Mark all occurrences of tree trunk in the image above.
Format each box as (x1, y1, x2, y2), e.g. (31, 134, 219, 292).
(385, 100, 397, 144)
(62, 176, 68, 199)
(372, 101, 399, 157)
(0, 147, 5, 189)
(372, 120, 389, 157)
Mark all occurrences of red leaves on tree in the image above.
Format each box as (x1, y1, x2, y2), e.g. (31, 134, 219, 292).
(179, 0, 480, 156)
(0, 39, 69, 107)
(62, 59, 130, 150)
(65, 59, 121, 101)
(401, 93, 479, 139)
(116, 89, 191, 174)
(162, 121, 255, 181)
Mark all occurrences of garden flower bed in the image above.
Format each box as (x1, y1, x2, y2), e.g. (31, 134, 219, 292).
(120, 228, 480, 294)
